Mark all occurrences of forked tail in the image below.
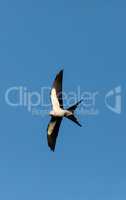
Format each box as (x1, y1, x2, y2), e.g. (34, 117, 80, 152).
(66, 100, 83, 127)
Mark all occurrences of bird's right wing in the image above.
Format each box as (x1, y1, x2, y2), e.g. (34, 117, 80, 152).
(47, 117, 62, 151)
(50, 70, 63, 111)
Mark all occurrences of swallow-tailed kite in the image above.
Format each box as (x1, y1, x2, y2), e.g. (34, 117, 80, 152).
(47, 69, 82, 151)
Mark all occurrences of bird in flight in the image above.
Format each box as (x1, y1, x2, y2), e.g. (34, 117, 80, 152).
(47, 69, 82, 151)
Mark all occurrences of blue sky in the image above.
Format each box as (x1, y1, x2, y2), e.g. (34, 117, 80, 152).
(0, 0, 126, 199)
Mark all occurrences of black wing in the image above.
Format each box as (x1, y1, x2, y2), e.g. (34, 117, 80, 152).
(50, 70, 63, 109)
(47, 117, 62, 151)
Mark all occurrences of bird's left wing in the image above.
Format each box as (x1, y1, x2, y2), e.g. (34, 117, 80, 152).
(50, 70, 63, 110)
(47, 117, 62, 151)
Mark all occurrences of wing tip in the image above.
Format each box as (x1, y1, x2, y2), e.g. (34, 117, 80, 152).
(48, 146, 55, 152)
(79, 123, 82, 127)
(50, 147, 55, 152)
(58, 69, 64, 76)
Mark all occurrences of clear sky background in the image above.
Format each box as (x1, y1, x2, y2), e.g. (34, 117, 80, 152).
(0, 0, 126, 199)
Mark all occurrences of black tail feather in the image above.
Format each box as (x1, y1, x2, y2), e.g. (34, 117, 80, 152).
(66, 100, 83, 127)
(67, 100, 83, 113)
(66, 114, 82, 127)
